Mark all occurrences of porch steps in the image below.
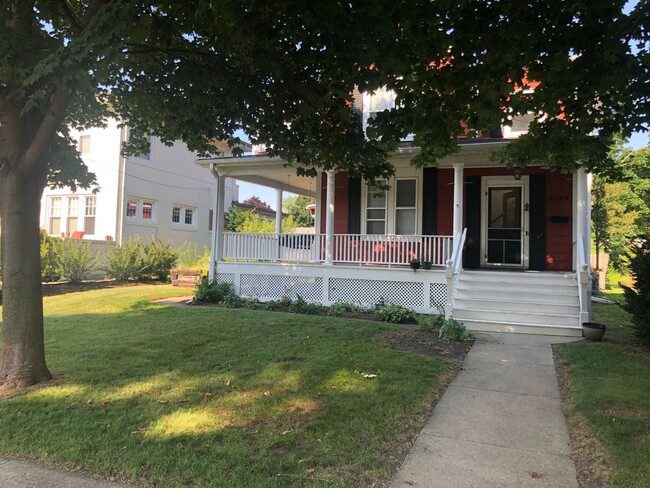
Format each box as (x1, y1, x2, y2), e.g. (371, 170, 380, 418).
(452, 271, 583, 337)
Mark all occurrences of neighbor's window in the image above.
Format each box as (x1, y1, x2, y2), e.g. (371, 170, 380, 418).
(79, 135, 91, 154)
(366, 181, 387, 234)
(142, 201, 153, 220)
(84, 196, 96, 235)
(48, 197, 62, 235)
(395, 179, 417, 235)
(126, 200, 137, 218)
(67, 196, 79, 234)
(171, 205, 196, 228)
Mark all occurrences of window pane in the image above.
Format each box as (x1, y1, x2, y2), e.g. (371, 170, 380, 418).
(67, 197, 79, 216)
(172, 207, 181, 223)
(85, 196, 96, 216)
(367, 191, 385, 208)
(84, 216, 95, 235)
(126, 201, 137, 217)
(50, 197, 61, 216)
(50, 217, 60, 236)
(396, 179, 416, 207)
(367, 221, 386, 235)
(67, 217, 78, 234)
(184, 209, 194, 225)
(366, 209, 386, 220)
(395, 209, 416, 235)
(142, 202, 153, 219)
(79, 135, 91, 154)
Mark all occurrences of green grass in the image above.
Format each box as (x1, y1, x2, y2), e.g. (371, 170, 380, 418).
(0, 285, 452, 487)
(555, 297, 650, 488)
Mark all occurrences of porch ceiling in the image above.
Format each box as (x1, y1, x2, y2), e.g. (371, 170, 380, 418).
(196, 156, 318, 197)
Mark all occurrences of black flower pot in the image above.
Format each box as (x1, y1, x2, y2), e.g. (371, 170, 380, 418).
(582, 322, 607, 341)
(410, 261, 421, 271)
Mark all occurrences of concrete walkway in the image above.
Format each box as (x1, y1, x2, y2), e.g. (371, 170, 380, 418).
(0, 457, 134, 488)
(392, 332, 580, 488)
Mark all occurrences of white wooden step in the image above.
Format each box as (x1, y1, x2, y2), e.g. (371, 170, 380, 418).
(454, 298, 579, 314)
(454, 289, 579, 305)
(460, 318, 583, 337)
(452, 308, 579, 327)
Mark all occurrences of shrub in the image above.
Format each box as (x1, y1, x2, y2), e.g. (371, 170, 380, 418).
(57, 239, 97, 283)
(195, 278, 234, 303)
(177, 243, 211, 270)
(140, 237, 178, 281)
(373, 304, 417, 323)
(40, 232, 62, 282)
(623, 239, 650, 344)
(288, 295, 322, 315)
(329, 301, 368, 316)
(103, 236, 146, 282)
(438, 317, 473, 343)
(417, 313, 445, 332)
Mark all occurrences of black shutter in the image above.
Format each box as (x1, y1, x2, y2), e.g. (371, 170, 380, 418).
(348, 177, 361, 234)
(464, 176, 481, 269)
(422, 168, 438, 235)
(529, 175, 546, 271)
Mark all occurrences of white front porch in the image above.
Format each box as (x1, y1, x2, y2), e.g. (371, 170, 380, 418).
(197, 148, 593, 336)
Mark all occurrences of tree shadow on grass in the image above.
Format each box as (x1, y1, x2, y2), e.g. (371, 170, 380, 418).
(1, 302, 451, 487)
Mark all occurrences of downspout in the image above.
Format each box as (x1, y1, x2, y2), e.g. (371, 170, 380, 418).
(115, 126, 127, 245)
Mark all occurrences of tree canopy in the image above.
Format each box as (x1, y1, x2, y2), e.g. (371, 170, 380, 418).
(284, 195, 316, 228)
(1, 0, 648, 387)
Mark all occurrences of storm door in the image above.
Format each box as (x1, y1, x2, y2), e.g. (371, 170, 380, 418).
(481, 178, 529, 268)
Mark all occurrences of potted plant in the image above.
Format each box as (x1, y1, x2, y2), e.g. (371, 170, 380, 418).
(582, 322, 607, 341)
(421, 261, 433, 270)
(409, 259, 421, 271)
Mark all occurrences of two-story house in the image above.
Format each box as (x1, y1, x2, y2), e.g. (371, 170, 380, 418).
(40, 118, 245, 249)
(198, 88, 593, 337)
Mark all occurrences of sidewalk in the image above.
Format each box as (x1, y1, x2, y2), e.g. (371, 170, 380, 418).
(392, 332, 580, 488)
(0, 457, 134, 488)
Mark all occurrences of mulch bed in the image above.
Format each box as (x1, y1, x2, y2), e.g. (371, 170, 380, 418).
(381, 326, 473, 363)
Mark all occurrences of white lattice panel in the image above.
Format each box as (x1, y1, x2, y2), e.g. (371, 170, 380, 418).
(429, 283, 447, 313)
(240, 274, 323, 302)
(216, 273, 235, 286)
(329, 278, 425, 309)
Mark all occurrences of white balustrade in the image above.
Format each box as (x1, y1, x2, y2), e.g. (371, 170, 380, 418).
(222, 232, 452, 267)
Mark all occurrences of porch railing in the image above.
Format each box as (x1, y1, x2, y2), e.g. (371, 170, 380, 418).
(576, 235, 591, 324)
(223, 232, 452, 267)
(445, 228, 467, 317)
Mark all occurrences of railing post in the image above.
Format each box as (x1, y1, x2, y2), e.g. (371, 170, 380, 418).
(445, 259, 454, 318)
(275, 189, 283, 262)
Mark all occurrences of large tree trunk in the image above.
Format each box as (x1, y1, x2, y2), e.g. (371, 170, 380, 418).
(0, 170, 51, 388)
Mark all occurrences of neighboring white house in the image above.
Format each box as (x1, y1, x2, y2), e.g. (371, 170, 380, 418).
(39, 118, 244, 248)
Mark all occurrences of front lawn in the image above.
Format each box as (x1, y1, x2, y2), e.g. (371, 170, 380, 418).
(555, 292, 650, 488)
(0, 285, 456, 487)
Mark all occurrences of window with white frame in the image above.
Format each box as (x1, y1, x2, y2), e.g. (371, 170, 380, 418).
(79, 135, 91, 154)
(395, 179, 417, 235)
(67, 196, 79, 234)
(126, 198, 156, 222)
(48, 197, 62, 235)
(84, 196, 96, 235)
(365, 181, 387, 235)
(171, 205, 196, 228)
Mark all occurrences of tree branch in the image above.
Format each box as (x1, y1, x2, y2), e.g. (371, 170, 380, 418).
(59, 0, 82, 34)
(22, 85, 74, 174)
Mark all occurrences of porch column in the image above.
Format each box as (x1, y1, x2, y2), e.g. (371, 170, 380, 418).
(208, 166, 220, 280)
(575, 167, 590, 260)
(453, 163, 464, 237)
(215, 173, 226, 266)
(275, 189, 283, 235)
(275, 188, 283, 261)
(324, 170, 336, 265)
